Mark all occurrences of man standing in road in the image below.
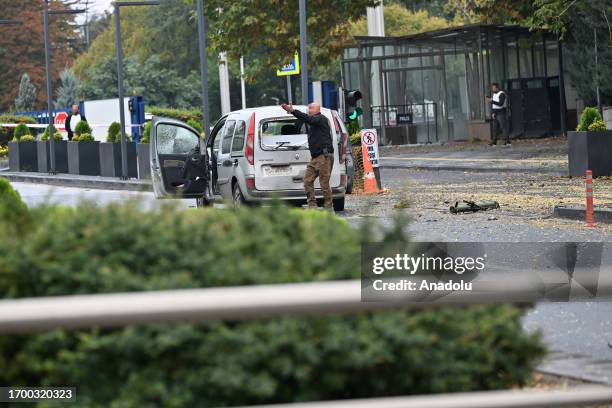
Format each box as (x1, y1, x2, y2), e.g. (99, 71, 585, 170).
(486, 83, 510, 146)
(281, 102, 334, 210)
(64, 103, 87, 141)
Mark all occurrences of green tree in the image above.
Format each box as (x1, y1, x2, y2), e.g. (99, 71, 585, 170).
(443, 0, 535, 24)
(79, 54, 203, 110)
(14, 73, 37, 111)
(350, 4, 449, 37)
(0, 0, 80, 111)
(200, 0, 379, 81)
(55, 68, 80, 108)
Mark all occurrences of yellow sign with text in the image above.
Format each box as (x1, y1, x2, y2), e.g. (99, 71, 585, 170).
(276, 52, 300, 76)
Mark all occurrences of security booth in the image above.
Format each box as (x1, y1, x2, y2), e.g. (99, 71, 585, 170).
(341, 24, 574, 145)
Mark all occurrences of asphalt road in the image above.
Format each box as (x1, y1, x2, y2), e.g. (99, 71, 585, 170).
(9, 172, 612, 383)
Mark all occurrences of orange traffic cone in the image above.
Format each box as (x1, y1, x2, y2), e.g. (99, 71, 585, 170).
(362, 144, 382, 194)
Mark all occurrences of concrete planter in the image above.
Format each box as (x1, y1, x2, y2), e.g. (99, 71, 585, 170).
(68, 141, 101, 176)
(137, 143, 151, 179)
(8, 141, 38, 172)
(99, 142, 137, 178)
(603, 106, 612, 130)
(37, 140, 69, 173)
(568, 130, 612, 177)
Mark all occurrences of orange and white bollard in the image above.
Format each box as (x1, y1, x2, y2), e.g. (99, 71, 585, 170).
(585, 170, 596, 228)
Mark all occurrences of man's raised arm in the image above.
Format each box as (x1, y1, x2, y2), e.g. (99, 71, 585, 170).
(281, 104, 324, 125)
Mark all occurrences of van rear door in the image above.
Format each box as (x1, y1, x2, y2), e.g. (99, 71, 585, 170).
(254, 111, 340, 191)
(254, 115, 310, 191)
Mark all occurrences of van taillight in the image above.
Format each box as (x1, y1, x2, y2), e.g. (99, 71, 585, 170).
(246, 112, 255, 165)
(340, 131, 347, 164)
(333, 114, 347, 165)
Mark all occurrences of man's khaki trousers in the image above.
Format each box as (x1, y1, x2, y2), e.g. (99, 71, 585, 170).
(304, 154, 333, 208)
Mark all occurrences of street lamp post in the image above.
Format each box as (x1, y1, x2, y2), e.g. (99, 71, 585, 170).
(299, 0, 308, 105)
(43, 2, 85, 174)
(112, 1, 159, 180)
(196, 0, 211, 141)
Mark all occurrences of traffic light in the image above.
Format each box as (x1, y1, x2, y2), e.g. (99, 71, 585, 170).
(344, 89, 363, 122)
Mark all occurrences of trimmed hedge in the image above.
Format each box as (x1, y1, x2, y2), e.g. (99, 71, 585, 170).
(41, 125, 62, 141)
(187, 118, 203, 134)
(0, 115, 35, 146)
(148, 106, 203, 123)
(18, 134, 36, 142)
(12, 123, 31, 141)
(76, 133, 95, 142)
(0, 188, 545, 407)
(74, 120, 92, 137)
(577, 107, 602, 131)
(106, 121, 121, 143)
(141, 121, 151, 143)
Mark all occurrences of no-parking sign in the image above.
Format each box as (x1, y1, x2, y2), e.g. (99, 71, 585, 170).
(360, 129, 380, 167)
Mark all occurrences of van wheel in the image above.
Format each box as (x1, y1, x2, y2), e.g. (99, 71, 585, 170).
(233, 183, 246, 206)
(333, 197, 345, 212)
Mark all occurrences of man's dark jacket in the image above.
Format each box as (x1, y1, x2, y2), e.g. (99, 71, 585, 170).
(290, 110, 333, 158)
(64, 113, 87, 141)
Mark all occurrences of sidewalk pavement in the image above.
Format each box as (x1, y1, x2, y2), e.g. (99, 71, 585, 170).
(0, 169, 152, 192)
(379, 137, 568, 175)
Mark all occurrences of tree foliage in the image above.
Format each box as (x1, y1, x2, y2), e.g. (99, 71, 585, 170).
(201, 0, 378, 81)
(0, 197, 545, 406)
(0, 0, 80, 111)
(14, 74, 37, 112)
(79, 54, 203, 110)
(55, 68, 80, 108)
(443, 0, 536, 24)
(350, 4, 449, 37)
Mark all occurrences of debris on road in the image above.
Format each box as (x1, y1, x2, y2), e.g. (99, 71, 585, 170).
(450, 200, 500, 214)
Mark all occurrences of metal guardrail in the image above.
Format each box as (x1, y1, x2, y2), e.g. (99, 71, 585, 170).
(234, 386, 612, 408)
(0, 280, 389, 333)
(0, 278, 578, 334)
(1, 279, 612, 407)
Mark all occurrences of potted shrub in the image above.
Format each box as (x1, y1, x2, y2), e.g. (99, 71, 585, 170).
(8, 124, 35, 172)
(8, 131, 38, 172)
(37, 125, 68, 173)
(137, 121, 151, 179)
(100, 121, 137, 177)
(0, 115, 35, 146)
(68, 129, 100, 176)
(568, 107, 612, 176)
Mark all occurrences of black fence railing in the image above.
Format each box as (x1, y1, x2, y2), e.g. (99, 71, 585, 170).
(370, 103, 438, 145)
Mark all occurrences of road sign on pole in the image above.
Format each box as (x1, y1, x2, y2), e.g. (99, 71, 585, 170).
(360, 128, 382, 192)
(277, 52, 299, 104)
(196, 0, 210, 141)
(299, 0, 308, 105)
(360, 129, 380, 167)
(276, 52, 300, 76)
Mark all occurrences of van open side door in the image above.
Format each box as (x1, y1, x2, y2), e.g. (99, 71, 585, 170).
(149, 116, 209, 200)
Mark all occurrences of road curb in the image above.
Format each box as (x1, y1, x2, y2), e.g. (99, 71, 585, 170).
(553, 205, 612, 224)
(0, 171, 152, 192)
(536, 351, 612, 385)
(380, 162, 567, 176)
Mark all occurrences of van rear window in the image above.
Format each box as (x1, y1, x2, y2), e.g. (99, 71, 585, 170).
(259, 118, 308, 150)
